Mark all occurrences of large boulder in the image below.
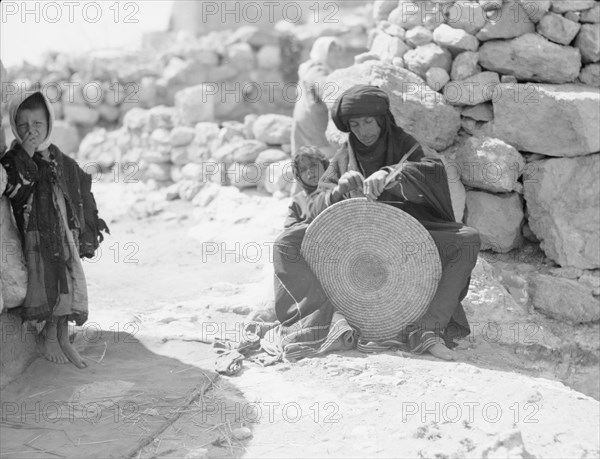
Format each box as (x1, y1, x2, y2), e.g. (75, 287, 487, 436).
(455, 137, 525, 192)
(465, 190, 524, 252)
(524, 154, 600, 269)
(491, 84, 600, 156)
(537, 12, 582, 45)
(479, 33, 582, 83)
(476, 0, 536, 41)
(324, 61, 461, 151)
(581, 3, 600, 23)
(528, 272, 600, 323)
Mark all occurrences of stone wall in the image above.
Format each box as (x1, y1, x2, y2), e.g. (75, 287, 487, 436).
(322, 0, 598, 323)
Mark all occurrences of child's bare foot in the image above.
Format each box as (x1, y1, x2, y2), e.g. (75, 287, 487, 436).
(38, 320, 69, 364)
(57, 316, 87, 369)
(427, 342, 457, 361)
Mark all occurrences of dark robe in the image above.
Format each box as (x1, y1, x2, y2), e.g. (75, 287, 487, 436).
(273, 85, 481, 353)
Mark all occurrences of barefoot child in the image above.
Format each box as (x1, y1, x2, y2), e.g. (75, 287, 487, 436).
(1, 90, 108, 368)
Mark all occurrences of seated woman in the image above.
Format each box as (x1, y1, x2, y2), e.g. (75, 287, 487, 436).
(273, 85, 481, 361)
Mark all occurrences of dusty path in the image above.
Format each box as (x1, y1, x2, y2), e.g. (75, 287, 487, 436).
(3, 181, 598, 458)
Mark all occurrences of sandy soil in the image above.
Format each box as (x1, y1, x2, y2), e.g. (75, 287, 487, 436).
(1, 181, 599, 459)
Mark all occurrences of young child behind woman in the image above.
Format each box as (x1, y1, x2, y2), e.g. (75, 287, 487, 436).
(1, 89, 108, 368)
(284, 146, 330, 229)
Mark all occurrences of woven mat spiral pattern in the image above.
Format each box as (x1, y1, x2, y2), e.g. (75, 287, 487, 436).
(301, 198, 442, 341)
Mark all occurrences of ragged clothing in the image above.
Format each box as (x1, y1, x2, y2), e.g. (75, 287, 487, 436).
(1, 90, 108, 325)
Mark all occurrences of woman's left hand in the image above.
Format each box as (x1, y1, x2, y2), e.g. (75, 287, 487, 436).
(363, 170, 389, 201)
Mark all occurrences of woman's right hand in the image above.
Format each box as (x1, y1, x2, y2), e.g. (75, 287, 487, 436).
(332, 171, 364, 203)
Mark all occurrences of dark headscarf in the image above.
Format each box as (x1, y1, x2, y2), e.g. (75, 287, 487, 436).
(331, 85, 410, 177)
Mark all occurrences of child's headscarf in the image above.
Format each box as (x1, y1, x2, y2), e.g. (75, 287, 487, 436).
(8, 88, 55, 152)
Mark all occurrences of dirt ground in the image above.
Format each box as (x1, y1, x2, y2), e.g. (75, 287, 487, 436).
(1, 181, 599, 459)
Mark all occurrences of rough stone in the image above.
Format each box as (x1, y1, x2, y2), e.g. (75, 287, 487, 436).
(425, 67, 450, 90)
(373, 0, 400, 21)
(461, 102, 494, 121)
(175, 85, 216, 126)
(524, 154, 600, 269)
(516, 0, 551, 22)
(575, 24, 600, 63)
(451, 51, 481, 81)
(388, 1, 445, 30)
(479, 33, 582, 83)
(169, 126, 196, 147)
(465, 190, 524, 252)
(537, 12, 582, 45)
(405, 26, 433, 47)
(256, 45, 281, 70)
(551, 0, 596, 13)
(252, 115, 292, 145)
(492, 84, 600, 156)
(455, 136, 525, 192)
(581, 3, 600, 22)
(226, 43, 256, 71)
(404, 43, 453, 78)
(476, 0, 536, 41)
(433, 24, 479, 54)
(444, 71, 500, 106)
(443, 0, 487, 35)
(529, 273, 600, 322)
(580, 63, 600, 86)
(371, 33, 411, 61)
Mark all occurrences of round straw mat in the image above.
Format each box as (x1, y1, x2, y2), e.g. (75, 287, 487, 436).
(301, 198, 442, 341)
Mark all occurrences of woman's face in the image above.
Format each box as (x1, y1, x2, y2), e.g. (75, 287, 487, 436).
(16, 107, 49, 146)
(349, 116, 381, 147)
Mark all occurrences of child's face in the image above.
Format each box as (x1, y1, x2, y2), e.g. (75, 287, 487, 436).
(297, 156, 325, 187)
(16, 107, 49, 148)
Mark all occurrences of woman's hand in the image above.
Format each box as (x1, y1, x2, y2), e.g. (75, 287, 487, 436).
(331, 171, 364, 203)
(363, 170, 389, 201)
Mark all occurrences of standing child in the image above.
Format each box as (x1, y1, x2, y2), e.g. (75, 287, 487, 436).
(1, 89, 108, 368)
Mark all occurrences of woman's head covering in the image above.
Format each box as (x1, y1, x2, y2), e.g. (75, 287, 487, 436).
(331, 85, 401, 164)
(8, 88, 55, 152)
(331, 85, 394, 133)
(309, 36, 343, 66)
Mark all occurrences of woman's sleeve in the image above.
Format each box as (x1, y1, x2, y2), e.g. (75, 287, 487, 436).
(0, 148, 38, 207)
